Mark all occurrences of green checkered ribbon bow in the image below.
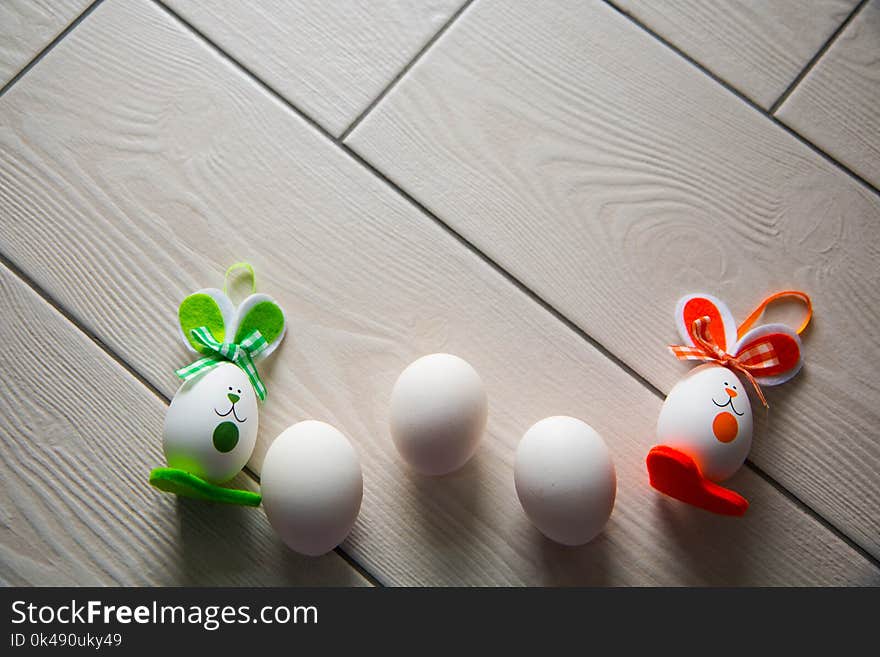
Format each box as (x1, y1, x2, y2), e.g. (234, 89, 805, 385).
(175, 326, 269, 400)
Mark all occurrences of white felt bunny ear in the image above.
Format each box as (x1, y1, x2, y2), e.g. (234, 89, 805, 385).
(732, 324, 804, 387)
(230, 293, 287, 360)
(675, 293, 737, 353)
(177, 288, 235, 354)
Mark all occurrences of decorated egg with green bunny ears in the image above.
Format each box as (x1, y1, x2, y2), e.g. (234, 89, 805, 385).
(149, 264, 286, 506)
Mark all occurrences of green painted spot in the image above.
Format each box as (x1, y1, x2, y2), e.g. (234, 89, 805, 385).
(213, 421, 239, 453)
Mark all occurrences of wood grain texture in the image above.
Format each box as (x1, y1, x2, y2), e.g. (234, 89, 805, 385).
(164, 0, 464, 136)
(613, 0, 858, 108)
(776, 0, 880, 188)
(347, 0, 880, 558)
(0, 267, 369, 586)
(0, 0, 92, 87)
(0, 0, 877, 585)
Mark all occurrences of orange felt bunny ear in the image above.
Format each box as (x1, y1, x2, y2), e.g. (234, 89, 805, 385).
(733, 324, 804, 386)
(675, 294, 737, 353)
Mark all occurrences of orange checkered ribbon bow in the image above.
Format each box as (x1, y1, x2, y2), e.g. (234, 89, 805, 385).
(668, 291, 812, 409)
(669, 316, 774, 407)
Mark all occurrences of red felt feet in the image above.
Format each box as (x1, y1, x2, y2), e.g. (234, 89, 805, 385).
(646, 445, 749, 516)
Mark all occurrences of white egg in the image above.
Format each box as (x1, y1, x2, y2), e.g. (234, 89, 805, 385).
(163, 362, 258, 484)
(514, 416, 616, 546)
(656, 363, 753, 482)
(389, 353, 488, 476)
(261, 421, 363, 556)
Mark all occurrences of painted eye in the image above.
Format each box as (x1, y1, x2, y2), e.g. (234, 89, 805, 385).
(724, 382, 728, 386)
(237, 389, 242, 394)
(733, 385, 737, 390)
(228, 386, 232, 391)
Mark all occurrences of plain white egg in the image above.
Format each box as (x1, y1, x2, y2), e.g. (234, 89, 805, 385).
(163, 362, 258, 484)
(261, 421, 363, 556)
(389, 353, 488, 476)
(656, 364, 753, 482)
(514, 416, 616, 546)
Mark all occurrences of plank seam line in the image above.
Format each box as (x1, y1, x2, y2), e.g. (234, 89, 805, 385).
(0, 251, 382, 587)
(746, 458, 880, 570)
(338, 0, 477, 141)
(602, 0, 880, 200)
(768, 0, 870, 114)
(153, 0, 880, 567)
(0, 0, 106, 99)
(0, 253, 172, 406)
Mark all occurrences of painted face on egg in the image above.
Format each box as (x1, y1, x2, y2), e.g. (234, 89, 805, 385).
(656, 363, 753, 482)
(162, 362, 259, 484)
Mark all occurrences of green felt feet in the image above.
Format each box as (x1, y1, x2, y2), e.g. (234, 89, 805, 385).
(149, 468, 261, 507)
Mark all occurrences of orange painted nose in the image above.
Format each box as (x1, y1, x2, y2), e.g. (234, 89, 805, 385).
(725, 387, 738, 398)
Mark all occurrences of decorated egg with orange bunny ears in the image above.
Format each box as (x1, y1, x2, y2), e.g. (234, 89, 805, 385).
(647, 291, 812, 516)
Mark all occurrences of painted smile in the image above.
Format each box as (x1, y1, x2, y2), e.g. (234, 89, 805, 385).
(712, 395, 743, 416)
(214, 403, 247, 423)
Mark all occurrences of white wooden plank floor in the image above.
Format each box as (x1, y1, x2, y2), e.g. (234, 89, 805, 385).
(776, 0, 880, 188)
(163, 0, 466, 135)
(613, 0, 860, 109)
(1, 0, 878, 586)
(0, 0, 92, 87)
(347, 0, 880, 561)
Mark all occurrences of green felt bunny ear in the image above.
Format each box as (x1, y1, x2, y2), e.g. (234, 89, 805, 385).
(178, 288, 235, 354)
(234, 294, 286, 358)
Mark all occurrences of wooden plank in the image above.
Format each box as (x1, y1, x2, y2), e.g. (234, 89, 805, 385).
(614, 0, 858, 108)
(0, 266, 370, 586)
(346, 0, 880, 558)
(776, 0, 880, 188)
(0, 0, 91, 87)
(0, 0, 876, 585)
(163, 0, 465, 136)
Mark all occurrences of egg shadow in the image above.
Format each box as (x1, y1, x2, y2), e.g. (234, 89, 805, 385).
(526, 516, 616, 586)
(404, 451, 486, 534)
(651, 491, 751, 585)
(277, 541, 363, 586)
(400, 450, 489, 583)
(175, 496, 257, 585)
